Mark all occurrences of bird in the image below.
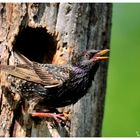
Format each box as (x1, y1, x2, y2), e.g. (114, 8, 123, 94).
(0, 49, 109, 122)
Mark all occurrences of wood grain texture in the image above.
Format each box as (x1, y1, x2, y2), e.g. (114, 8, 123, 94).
(0, 3, 112, 137)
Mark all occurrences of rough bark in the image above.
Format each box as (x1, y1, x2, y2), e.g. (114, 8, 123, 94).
(0, 3, 112, 137)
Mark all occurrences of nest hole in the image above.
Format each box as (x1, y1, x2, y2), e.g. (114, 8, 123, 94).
(13, 27, 57, 63)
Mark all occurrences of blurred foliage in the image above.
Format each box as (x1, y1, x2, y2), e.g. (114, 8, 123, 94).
(102, 4, 140, 137)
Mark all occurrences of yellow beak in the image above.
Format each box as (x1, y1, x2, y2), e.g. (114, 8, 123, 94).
(95, 49, 109, 60)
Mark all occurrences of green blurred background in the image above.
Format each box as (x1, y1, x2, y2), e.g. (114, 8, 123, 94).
(102, 4, 140, 137)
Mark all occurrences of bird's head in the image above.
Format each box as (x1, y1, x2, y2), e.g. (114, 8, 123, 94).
(72, 49, 109, 67)
(82, 49, 109, 62)
(84, 49, 109, 62)
(78, 49, 109, 69)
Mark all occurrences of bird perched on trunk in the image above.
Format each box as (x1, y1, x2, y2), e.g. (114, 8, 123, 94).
(0, 49, 109, 121)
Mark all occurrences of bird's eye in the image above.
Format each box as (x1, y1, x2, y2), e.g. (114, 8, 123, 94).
(85, 54, 89, 58)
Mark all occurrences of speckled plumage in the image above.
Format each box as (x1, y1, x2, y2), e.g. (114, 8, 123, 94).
(0, 49, 109, 111)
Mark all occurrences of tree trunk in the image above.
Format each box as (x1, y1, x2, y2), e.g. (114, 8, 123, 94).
(0, 3, 112, 137)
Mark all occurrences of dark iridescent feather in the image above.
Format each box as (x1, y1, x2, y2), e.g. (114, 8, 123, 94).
(0, 49, 109, 111)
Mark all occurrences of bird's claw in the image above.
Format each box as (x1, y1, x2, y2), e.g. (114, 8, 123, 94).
(51, 113, 66, 123)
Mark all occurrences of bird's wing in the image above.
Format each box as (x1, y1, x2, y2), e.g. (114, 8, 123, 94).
(13, 50, 33, 65)
(0, 64, 45, 85)
(32, 62, 70, 87)
(0, 63, 70, 88)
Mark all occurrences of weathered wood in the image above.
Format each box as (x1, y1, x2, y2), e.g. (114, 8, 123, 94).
(69, 4, 112, 137)
(0, 3, 112, 137)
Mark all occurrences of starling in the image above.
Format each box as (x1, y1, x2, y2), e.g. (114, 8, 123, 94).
(0, 49, 109, 121)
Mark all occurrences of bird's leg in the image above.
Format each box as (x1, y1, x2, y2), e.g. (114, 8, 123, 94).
(31, 112, 66, 123)
(31, 107, 71, 127)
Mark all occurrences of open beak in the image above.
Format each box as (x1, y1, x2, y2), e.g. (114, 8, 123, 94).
(94, 49, 109, 60)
